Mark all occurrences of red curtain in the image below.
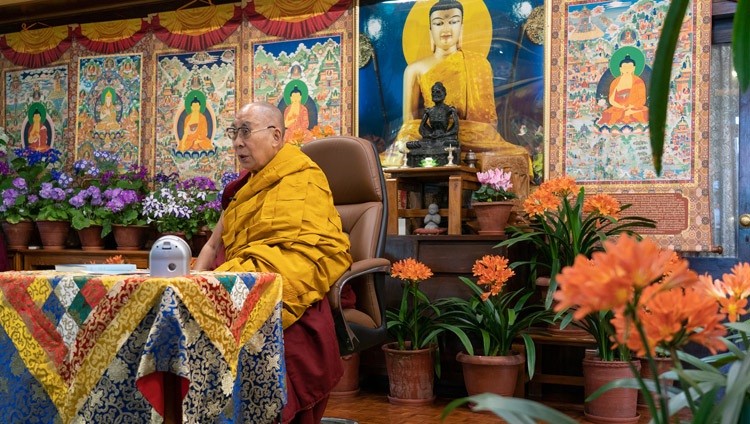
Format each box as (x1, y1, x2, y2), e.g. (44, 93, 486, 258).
(75, 18, 149, 54)
(0, 25, 72, 68)
(152, 3, 242, 51)
(245, 0, 351, 39)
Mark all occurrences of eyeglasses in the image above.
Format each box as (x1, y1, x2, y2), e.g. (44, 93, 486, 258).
(225, 125, 276, 141)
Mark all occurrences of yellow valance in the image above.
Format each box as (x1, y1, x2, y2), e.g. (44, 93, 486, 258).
(245, 0, 351, 39)
(0, 25, 72, 68)
(76, 18, 149, 53)
(152, 3, 241, 51)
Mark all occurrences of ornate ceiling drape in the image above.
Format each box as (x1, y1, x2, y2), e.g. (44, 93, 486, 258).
(245, 0, 351, 39)
(152, 3, 242, 51)
(0, 25, 72, 68)
(74, 18, 149, 54)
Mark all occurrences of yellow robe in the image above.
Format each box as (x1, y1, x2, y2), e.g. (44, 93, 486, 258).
(385, 51, 530, 169)
(216, 144, 353, 328)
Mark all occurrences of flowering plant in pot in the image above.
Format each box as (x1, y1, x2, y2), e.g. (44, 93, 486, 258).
(435, 255, 553, 397)
(383, 258, 470, 404)
(35, 171, 75, 222)
(443, 237, 750, 424)
(143, 174, 218, 239)
(1, 147, 63, 223)
(497, 176, 655, 308)
(471, 169, 517, 235)
(472, 168, 516, 203)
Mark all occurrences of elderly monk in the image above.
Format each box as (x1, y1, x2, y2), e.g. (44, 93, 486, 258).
(194, 101, 352, 424)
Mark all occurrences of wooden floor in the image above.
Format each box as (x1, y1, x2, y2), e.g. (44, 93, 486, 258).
(324, 388, 659, 424)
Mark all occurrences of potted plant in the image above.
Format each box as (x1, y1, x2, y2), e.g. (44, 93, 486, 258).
(443, 237, 750, 424)
(383, 258, 469, 405)
(436, 254, 552, 399)
(497, 175, 655, 309)
(68, 152, 122, 249)
(0, 145, 62, 248)
(471, 168, 516, 235)
(34, 171, 75, 250)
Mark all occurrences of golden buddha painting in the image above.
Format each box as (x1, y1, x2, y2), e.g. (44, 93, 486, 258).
(4, 65, 68, 157)
(175, 90, 216, 153)
(76, 54, 142, 171)
(155, 49, 235, 182)
(358, 0, 544, 182)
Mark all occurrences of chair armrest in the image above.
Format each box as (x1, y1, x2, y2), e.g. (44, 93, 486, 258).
(328, 258, 391, 311)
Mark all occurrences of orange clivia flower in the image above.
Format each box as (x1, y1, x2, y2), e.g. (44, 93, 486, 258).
(540, 175, 579, 197)
(391, 258, 433, 284)
(612, 282, 727, 357)
(472, 255, 515, 300)
(554, 235, 696, 319)
(524, 187, 561, 216)
(583, 193, 621, 218)
(700, 263, 750, 322)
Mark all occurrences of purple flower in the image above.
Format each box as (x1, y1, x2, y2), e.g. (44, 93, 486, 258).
(28, 194, 38, 204)
(69, 193, 86, 208)
(12, 177, 26, 190)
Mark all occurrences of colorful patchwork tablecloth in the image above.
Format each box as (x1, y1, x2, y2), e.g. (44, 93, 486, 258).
(0, 271, 285, 423)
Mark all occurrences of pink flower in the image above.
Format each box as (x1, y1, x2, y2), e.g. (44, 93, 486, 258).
(477, 168, 513, 192)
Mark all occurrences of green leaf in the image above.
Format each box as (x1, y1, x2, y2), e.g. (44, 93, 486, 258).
(734, 0, 750, 92)
(649, 0, 690, 176)
(440, 393, 578, 423)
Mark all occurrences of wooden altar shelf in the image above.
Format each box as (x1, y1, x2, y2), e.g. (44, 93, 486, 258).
(384, 165, 480, 235)
(521, 329, 597, 398)
(11, 248, 150, 270)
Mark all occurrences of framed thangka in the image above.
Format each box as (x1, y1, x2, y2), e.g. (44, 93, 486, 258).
(155, 49, 236, 181)
(547, 0, 711, 250)
(76, 54, 142, 169)
(252, 35, 342, 145)
(4, 65, 68, 156)
(358, 0, 545, 182)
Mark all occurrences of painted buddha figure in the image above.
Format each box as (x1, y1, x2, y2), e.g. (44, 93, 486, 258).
(27, 108, 50, 151)
(283, 86, 310, 144)
(598, 54, 649, 126)
(178, 96, 213, 151)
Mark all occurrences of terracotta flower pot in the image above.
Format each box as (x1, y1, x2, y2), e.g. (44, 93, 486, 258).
(456, 351, 525, 397)
(331, 352, 360, 398)
(35, 220, 71, 250)
(637, 356, 675, 408)
(472, 201, 514, 235)
(382, 342, 436, 405)
(77, 225, 105, 251)
(583, 356, 641, 424)
(2, 221, 35, 250)
(113, 224, 149, 250)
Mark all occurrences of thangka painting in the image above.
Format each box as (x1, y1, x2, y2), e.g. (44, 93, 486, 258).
(358, 0, 545, 182)
(547, 0, 712, 250)
(252, 35, 343, 146)
(4, 65, 68, 155)
(76, 54, 142, 169)
(155, 49, 237, 181)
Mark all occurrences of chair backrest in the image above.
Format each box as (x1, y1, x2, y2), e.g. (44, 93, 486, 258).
(301, 136, 387, 262)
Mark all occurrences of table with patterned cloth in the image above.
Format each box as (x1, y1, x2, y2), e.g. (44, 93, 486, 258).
(0, 271, 286, 423)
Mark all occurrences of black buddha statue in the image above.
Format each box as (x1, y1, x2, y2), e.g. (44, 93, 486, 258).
(405, 81, 460, 167)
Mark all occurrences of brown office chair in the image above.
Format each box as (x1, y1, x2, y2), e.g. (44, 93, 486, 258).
(301, 136, 391, 355)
